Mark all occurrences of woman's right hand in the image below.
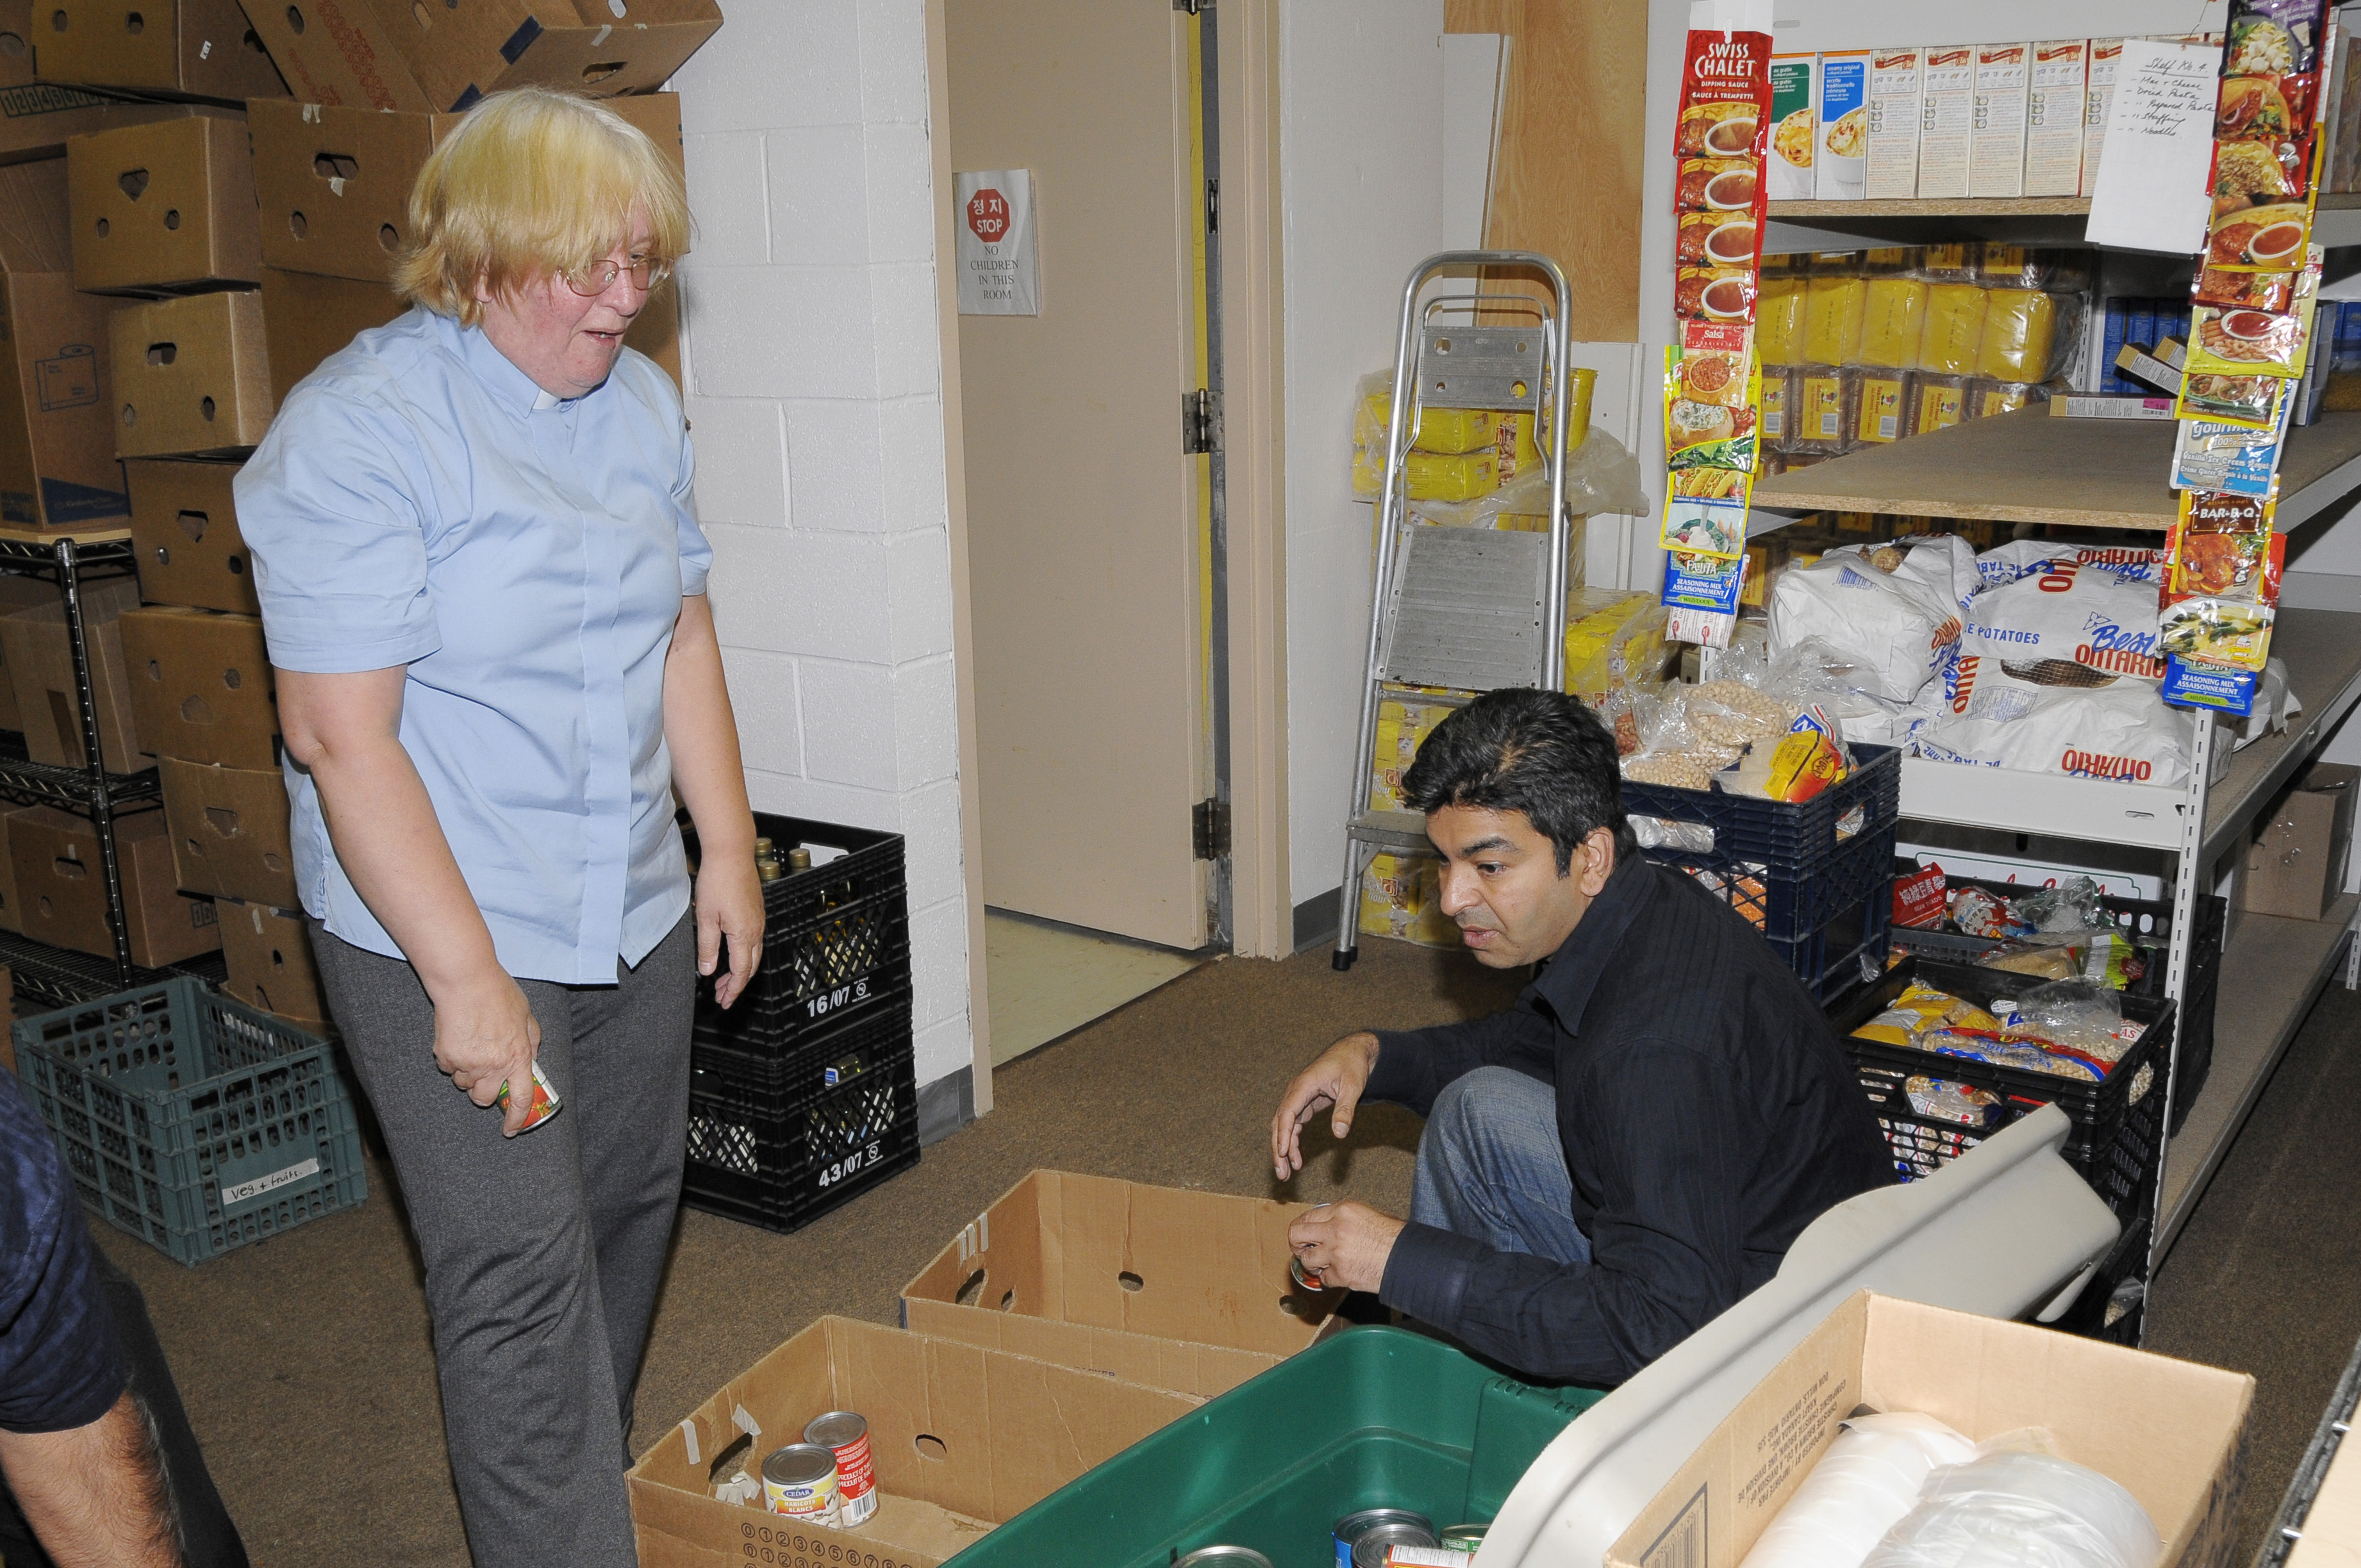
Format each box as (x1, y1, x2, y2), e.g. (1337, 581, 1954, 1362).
(431, 969, 544, 1136)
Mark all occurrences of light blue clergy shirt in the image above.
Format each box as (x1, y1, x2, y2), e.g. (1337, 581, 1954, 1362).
(235, 305, 713, 985)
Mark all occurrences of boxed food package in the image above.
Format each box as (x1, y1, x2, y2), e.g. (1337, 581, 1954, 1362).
(1757, 274, 1805, 365)
(900, 1171, 1339, 1400)
(2083, 40, 2123, 196)
(1918, 283, 1989, 375)
(119, 606, 277, 768)
(35, 0, 286, 100)
(1370, 690, 1459, 813)
(1866, 48, 1924, 199)
(1604, 1292, 2252, 1568)
(67, 117, 262, 294)
(0, 270, 131, 529)
(1768, 53, 1816, 200)
(1858, 276, 1928, 368)
(1917, 45, 1976, 199)
(158, 757, 296, 907)
(1804, 274, 1868, 364)
(2025, 38, 2090, 198)
(1853, 370, 1907, 444)
(2239, 762, 2358, 921)
(1816, 49, 1871, 199)
(110, 290, 273, 456)
(126, 457, 258, 615)
(217, 896, 325, 1023)
(1, 577, 142, 769)
(627, 1315, 1197, 1568)
(10, 806, 220, 966)
(1360, 850, 1458, 948)
(1969, 43, 2030, 198)
(1793, 366, 1855, 452)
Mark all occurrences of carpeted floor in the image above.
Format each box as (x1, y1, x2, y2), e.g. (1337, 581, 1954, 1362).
(83, 937, 2361, 1567)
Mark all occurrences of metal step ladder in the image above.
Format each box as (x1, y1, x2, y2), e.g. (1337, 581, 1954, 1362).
(1332, 250, 1578, 971)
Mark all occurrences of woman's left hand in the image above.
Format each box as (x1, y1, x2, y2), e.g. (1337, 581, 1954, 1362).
(695, 853, 765, 1008)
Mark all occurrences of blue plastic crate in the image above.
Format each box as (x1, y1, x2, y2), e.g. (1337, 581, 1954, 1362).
(1621, 741, 1903, 868)
(12, 978, 367, 1266)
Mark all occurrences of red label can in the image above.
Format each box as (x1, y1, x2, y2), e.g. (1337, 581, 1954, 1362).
(804, 1410, 875, 1527)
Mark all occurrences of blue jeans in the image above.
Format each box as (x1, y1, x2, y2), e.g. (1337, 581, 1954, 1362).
(1409, 1066, 1591, 1266)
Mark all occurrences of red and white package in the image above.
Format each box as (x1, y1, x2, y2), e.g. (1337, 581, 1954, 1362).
(1893, 862, 1949, 929)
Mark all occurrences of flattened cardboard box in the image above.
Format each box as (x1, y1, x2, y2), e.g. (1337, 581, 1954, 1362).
(68, 115, 263, 293)
(111, 289, 273, 458)
(0, 270, 131, 529)
(628, 1314, 1196, 1568)
(217, 895, 325, 1023)
(35, 0, 286, 102)
(901, 1170, 1342, 1401)
(1606, 1292, 2254, 1568)
(120, 604, 276, 768)
(1, 577, 144, 769)
(159, 755, 296, 907)
(253, 91, 682, 285)
(10, 805, 220, 966)
(126, 456, 258, 615)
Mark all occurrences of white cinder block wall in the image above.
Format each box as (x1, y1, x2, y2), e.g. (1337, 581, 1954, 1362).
(668, 2, 977, 1121)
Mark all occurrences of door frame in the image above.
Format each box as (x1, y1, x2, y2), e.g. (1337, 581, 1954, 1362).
(926, 0, 1289, 1052)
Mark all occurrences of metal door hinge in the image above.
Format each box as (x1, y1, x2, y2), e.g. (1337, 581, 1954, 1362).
(1173, 0, 1205, 12)
(1205, 177, 1219, 234)
(1182, 388, 1222, 454)
(1192, 798, 1232, 860)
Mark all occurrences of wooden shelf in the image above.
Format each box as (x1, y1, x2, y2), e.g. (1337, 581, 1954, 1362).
(2159, 893, 2358, 1253)
(1752, 408, 2361, 531)
(1767, 197, 2090, 221)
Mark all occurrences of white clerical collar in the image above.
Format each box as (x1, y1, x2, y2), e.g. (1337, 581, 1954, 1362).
(533, 388, 563, 411)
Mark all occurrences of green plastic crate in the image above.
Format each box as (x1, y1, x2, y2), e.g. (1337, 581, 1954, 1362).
(12, 978, 367, 1266)
(945, 1326, 1603, 1568)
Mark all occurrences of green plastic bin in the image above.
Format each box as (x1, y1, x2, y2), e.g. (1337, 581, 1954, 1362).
(944, 1326, 1603, 1568)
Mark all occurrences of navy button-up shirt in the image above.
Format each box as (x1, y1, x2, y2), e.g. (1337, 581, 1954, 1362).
(237, 307, 711, 983)
(1369, 855, 1894, 1385)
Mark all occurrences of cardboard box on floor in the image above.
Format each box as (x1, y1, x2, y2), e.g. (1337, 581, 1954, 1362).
(159, 755, 295, 906)
(10, 806, 220, 966)
(35, 0, 286, 102)
(126, 457, 258, 615)
(217, 895, 324, 1023)
(119, 605, 275, 768)
(900, 1171, 1344, 1401)
(111, 290, 273, 458)
(2, 577, 144, 769)
(250, 92, 682, 285)
(1605, 1292, 2255, 1568)
(67, 117, 263, 294)
(627, 1314, 1197, 1568)
(2240, 763, 2358, 923)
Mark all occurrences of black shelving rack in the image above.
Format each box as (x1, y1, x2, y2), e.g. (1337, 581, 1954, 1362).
(0, 533, 224, 1012)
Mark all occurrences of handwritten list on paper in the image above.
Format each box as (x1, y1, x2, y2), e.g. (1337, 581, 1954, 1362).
(2085, 40, 2220, 254)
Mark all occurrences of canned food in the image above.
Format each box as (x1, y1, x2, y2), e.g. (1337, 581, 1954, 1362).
(803, 1410, 876, 1528)
(492, 1060, 563, 1132)
(1289, 1253, 1325, 1292)
(760, 1443, 840, 1522)
(1438, 1523, 1488, 1549)
(1174, 1549, 1275, 1568)
(1335, 1509, 1436, 1568)
(1381, 1549, 1473, 1567)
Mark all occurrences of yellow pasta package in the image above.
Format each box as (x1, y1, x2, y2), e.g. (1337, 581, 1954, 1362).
(1976, 288, 2057, 381)
(1918, 284, 1990, 375)
(1857, 277, 1930, 369)
(1361, 393, 1498, 455)
(1803, 275, 1868, 364)
(1853, 372, 1907, 444)
(1756, 275, 1806, 365)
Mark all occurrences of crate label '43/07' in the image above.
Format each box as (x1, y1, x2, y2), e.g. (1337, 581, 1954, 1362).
(816, 1143, 887, 1191)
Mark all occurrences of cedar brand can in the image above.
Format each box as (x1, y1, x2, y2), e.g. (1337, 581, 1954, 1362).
(1335, 1509, 1437, 1568)
(803, 1410, 877, 1527)
(759, 1443, 839, 1523)
(492, 1060, 563, 1132)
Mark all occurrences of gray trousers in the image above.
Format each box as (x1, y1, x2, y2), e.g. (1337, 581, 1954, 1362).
(312, 915, 695, 1568)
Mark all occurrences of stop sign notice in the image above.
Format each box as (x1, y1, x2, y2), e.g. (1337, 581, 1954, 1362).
(966, 188, 1009, 243)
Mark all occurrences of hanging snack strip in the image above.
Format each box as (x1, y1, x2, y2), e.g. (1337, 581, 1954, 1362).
(2162, 0, 2329, 716)
(1661, 3, 1773, 648)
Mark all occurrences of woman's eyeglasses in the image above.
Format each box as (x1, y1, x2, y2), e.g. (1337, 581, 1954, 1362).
(563, 257, 670, 297)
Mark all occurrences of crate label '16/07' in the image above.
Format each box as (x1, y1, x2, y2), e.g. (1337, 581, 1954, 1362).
(804, 976, 874, 1021)
(222, 1157, 320, 1209)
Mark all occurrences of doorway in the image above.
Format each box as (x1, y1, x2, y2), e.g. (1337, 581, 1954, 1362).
(943, 0, 1235, 1062)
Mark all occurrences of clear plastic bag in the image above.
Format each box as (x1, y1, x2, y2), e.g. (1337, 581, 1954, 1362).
(2009, 979, 2132, 1062)
(2006, 876, 2108, 934)
(1738, 1413, 1980, 1568)
(1859, 1449, 2160, 1568)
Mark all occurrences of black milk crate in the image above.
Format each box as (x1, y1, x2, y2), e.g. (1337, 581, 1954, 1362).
(12, 978, 368, 1266)
(1645, 816, 1898, 1006)
(1834, 956, 2173, 1220)
(2050, 1209, 2155, 1347)
(680, 1003, 918, 1234)
(2170, 964, 2220, 1135)
(1889, 866, 2226, 1007)
(688, 811, 910, 1055)
(1621, 741, 1903, 868)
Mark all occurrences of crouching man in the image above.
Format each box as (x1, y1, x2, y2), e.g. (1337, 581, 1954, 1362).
(1271, 687, 1893, 1384)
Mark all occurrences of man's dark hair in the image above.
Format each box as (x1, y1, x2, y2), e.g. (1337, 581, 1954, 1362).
(1400, 687, 1636, 873)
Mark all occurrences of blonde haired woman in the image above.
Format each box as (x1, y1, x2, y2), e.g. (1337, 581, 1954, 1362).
(236, 88, 761, 1563)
